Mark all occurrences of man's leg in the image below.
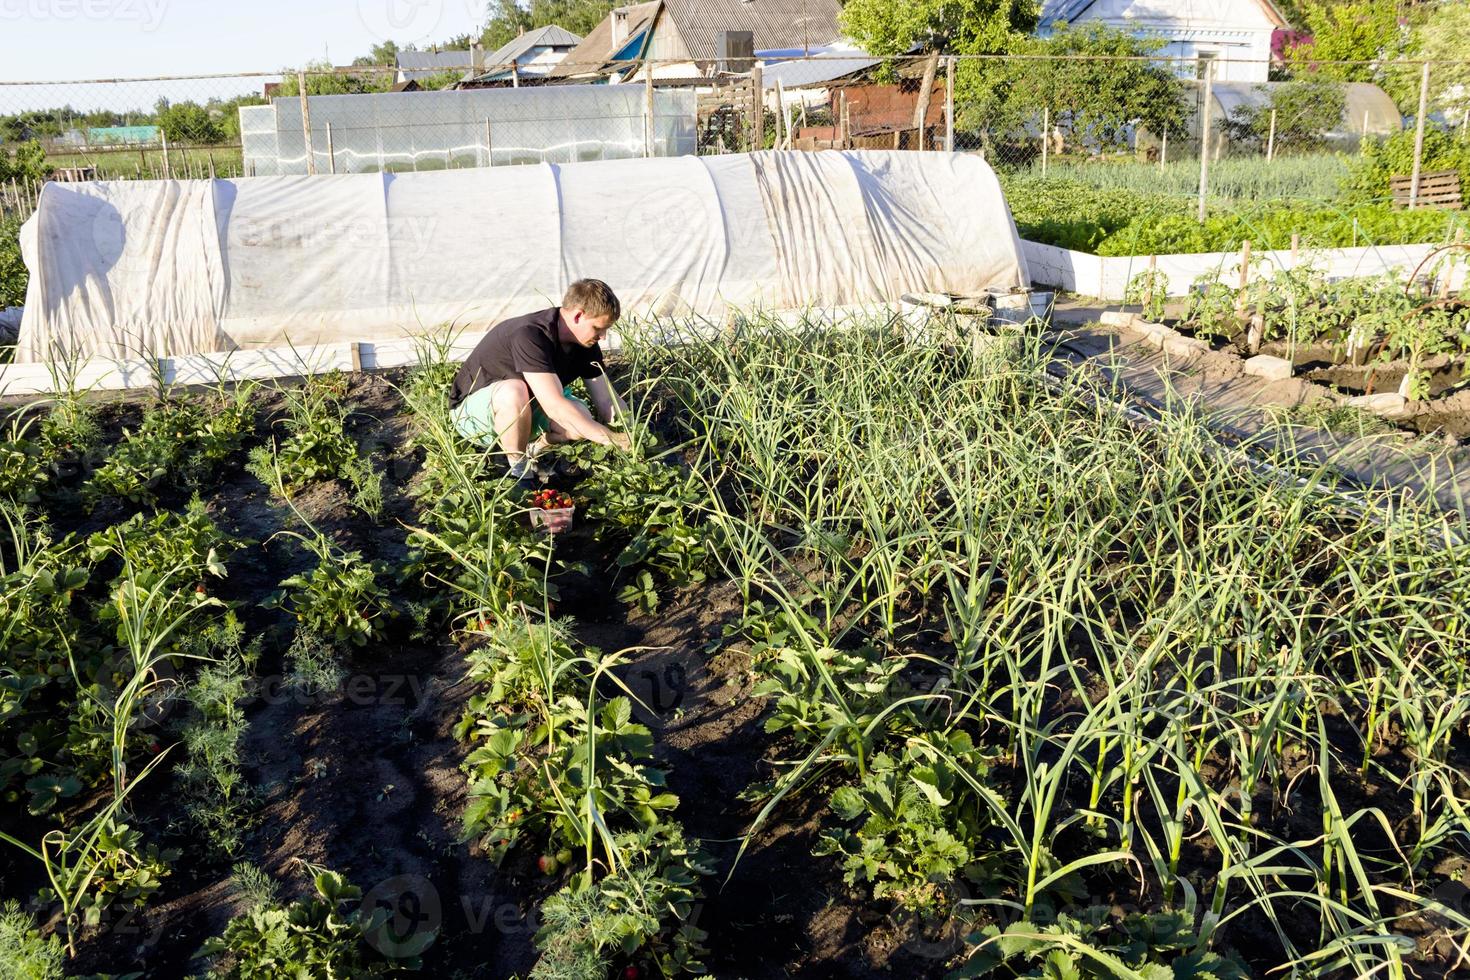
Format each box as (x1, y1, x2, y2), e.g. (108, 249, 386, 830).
(490, 379, 535, 466)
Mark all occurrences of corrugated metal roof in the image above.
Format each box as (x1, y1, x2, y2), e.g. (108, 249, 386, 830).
(761, 52, 878, 90)
(397, 50, 476, 70)
(660, 0, 841, 62)
(483, 25, 583, 68)
(1040, 0, 1290, 29)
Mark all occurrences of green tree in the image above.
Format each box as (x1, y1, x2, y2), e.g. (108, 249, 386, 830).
(276, 60, 392, 97)
(840, 0, 1036, 57)
(1005, 23, 1191, 151)
(153, 99, 227, 145)
(1286, 2, 1403, 83)
(1225, 76, 1348, 154)
(480, 0, 616, 55)
(1402, 2, 1470, 120)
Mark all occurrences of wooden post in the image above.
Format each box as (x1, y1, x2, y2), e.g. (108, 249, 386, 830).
(1290, 233, 1300, 262)
(751, 63, 764, 149)
(893, 129, 901, 149)
(485, 119, 493, 167)
(511, 61, 520, 88)
(913, 50, 939, 137)
(326, 122, 337, 174)
(944, 56, 955, 153)
(298, 70, 317, 176)
(207, 151, 216, 179)
(1235, 240, 1252, 320)
(161, 131, 172, 179)
(1266, 108, 1276, 162)
(1410, 62, 1430, 208)
(839, 89, 849, 150)
(1146, 253, 1158, 315)
(644, 68, 655, 157)
(1197, 59, 1214, 224)
(1160, 127, 1168, 170)
(775, 78, 788, 148)
(1041, 106, 1049, 175)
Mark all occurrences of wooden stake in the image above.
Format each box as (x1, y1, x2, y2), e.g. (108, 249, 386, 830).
(644, 68, 655, 157)
(1160, 127, 1168, 170)
(485, 119, 493, 167)
(298, 70, 317, 176)
(326, 122, 337, 174)
(751, 63, 764, 150)
(1041, 106, 1049, 175)
(1198, 59, 1214, 224)
(1235, 239, 1252, 322)
(1290, 233, 1300, 262)
(775, 78, 788, 148)
(1410, 63, 1430, 208)
(161, 131, 172, 179)
(944, 55, 955, 153)
(1266, 108, 1276, 162)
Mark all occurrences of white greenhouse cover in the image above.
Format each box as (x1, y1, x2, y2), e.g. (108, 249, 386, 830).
(17, 150, 1030, 363)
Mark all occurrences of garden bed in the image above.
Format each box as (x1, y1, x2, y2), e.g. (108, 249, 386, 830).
(4, 316, 1470, 979)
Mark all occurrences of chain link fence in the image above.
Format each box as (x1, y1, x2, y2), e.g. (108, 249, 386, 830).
(3, 53, 1468, 229)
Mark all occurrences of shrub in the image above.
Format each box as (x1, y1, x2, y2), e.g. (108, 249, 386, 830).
(1, 215, 26, 309)
(1346, 128, 1470, 204)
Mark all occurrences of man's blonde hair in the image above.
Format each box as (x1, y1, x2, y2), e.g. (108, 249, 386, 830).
(563, 279, 621, 320)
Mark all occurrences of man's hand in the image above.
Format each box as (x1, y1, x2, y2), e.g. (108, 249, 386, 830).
(609, 431, 633, 451)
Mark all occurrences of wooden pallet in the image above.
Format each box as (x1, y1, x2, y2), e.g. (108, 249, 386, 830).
(1390, 169, 1463, 209)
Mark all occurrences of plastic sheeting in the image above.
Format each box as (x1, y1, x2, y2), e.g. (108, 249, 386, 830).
(241, 87, 698, 176)
(16, 150, 1030, 362)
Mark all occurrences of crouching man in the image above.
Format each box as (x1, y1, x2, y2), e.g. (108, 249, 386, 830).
(449, 278, 632, 481)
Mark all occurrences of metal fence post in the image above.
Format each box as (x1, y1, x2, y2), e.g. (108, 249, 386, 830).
(1410, 62, 1430, 209)
(298, 70, 317, 176)
(1197, 59, 1214, 224)
(944, 56, 955, 152)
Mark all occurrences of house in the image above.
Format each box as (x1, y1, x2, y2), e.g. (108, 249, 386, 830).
(1039, 0, 1291, 83)
(466, 25, 583, 85)
(547, 0, 842, 83)
(396, 49, 479, 85)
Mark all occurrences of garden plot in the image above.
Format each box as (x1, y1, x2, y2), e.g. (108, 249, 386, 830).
(3, 313, 1470, 980)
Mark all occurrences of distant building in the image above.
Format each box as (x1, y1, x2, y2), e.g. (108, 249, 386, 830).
(87, 125, 161, 146)
(465, 26, 583, 85)
(547, 0, 842, 83)
(396, 49, 479, 84)
(1039, 0, 1291, 83)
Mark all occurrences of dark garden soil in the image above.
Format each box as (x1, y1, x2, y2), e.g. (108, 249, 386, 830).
(10, 364, 1469, 979)
(3, 370, 954, 980)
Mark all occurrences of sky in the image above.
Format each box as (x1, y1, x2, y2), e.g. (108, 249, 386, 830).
(1, 0, 489, 111)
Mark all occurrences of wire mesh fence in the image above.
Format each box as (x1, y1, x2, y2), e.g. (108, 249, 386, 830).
(2, 53, 1468, 215)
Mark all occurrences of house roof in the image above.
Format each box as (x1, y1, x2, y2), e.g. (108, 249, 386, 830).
(396, 49, 477, 81)
(660, 0, 842, 62)
(547, 1, 662, 79)
(1040, 0, 1290, 31)
(483, 25, 583, 69)
(549, 0, 842, 79)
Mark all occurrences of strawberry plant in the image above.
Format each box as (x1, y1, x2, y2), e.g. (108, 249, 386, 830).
(266, 532, 394, 649)
(198, 867, 415, 977)
(85, 395, 252, 507)
(247, 373, 379, 512)
(533, 823, 712, 980)
(815, 734, 1001, 914)
(568, 446, 710, 612)
(85, 495, 238, 588)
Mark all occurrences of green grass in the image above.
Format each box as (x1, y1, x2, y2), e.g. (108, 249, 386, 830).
(41, 145, 244, 180)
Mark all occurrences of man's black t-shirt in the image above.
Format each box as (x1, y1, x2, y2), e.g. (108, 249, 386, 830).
(449, 307, 606, 409)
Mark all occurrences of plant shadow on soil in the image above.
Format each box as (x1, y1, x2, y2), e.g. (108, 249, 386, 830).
(14, 371, 954, 979)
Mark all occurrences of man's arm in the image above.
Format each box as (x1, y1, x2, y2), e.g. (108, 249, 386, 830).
(584, 374, 628, 424)
(522, 372, 626, 447)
